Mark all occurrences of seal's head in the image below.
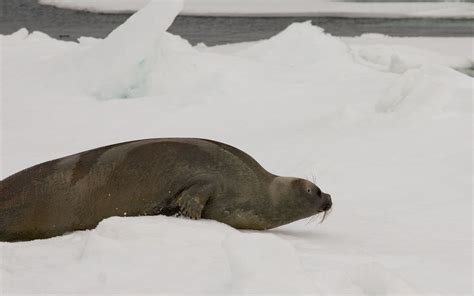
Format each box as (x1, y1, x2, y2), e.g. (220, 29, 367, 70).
(269, 176, 332, 227)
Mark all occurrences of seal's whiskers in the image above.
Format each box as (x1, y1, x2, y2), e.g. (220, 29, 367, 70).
(319, 207, 333, 224)
(305, 214, 318, 225)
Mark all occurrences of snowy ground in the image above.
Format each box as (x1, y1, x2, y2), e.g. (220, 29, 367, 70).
(1, 0, 473, 294)
(201, 33, 473, 74)
(38, 0, 474, 18)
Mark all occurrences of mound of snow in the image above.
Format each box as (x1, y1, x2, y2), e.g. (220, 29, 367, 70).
(236, 21, 349, 66)
(200, 33, 474, 77)
(75, 0, 184, 99)
(1, 216, 234, 293)
(377, 65, 472, 114)
(1, 0, 472, 294)
(1, 216, 319, 294)
(348, 34, 473, 73)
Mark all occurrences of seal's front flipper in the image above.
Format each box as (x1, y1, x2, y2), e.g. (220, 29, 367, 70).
(175, 183, 214, 220)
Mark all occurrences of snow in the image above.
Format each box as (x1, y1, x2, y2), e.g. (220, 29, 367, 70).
(200, 33, 474, 75)
(1, 0, 473, 294)
(38, 0, 474, 18)
(344, 34, 473, 73)
(74, 0, 183, 99)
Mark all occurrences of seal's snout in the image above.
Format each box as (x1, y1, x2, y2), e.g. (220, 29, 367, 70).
(321, 194, 332, 211)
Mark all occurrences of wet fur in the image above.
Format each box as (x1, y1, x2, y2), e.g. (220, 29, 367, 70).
(0, 138, 332, 241)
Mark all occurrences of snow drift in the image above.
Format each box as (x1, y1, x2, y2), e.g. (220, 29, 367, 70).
(1, 1, 472, 295)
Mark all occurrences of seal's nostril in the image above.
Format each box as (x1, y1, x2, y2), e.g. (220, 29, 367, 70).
(322, 199, 332, 211)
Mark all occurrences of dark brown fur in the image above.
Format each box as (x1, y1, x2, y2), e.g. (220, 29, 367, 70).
(0, 138, 332, 241)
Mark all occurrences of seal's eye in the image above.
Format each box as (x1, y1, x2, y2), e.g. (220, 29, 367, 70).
(307, 188, 312, 193)
(316, 188, 322, 197)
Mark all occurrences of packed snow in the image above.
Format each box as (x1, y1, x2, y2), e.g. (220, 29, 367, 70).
(38, 0, 474, 18)
(1, 0, 472, 294)
(343, 34, 473, 73)
(199, 32, 473, 75)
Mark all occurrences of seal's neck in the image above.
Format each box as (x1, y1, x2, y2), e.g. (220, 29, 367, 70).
(268, 176, 298, 204)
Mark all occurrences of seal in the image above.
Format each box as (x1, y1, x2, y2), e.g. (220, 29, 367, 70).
(0, 138, 332, 241)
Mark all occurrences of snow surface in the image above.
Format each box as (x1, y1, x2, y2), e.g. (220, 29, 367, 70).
(202, 33, 474, 74)
(38, 0, 474, 18)
(343, 34, 474, 73)
(1, 0, 473, 294)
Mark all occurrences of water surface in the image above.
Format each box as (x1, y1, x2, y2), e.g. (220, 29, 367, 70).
(2, 0, 473, 45)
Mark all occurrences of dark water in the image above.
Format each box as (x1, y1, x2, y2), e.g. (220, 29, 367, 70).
(1, 0, 473, 46)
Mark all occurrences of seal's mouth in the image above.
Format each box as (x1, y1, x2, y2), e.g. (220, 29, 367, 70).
(317, 193, 332, 223)
(319, 207, 332, 223)
(306, 207, 333, 225)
